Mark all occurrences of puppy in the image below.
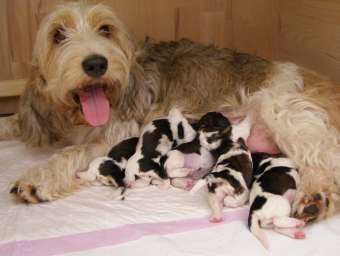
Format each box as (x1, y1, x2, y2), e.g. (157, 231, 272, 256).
(77, 137, 138, 189)
(165, 112, 231, 190)
(191, 115, 253, 222)
(124, 108, 196, 188)
(248, 153, 305, 250)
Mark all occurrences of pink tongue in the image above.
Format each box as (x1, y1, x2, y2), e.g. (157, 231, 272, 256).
(79, 87, 110, 127)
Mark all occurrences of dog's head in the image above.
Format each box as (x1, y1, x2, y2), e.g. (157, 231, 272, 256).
(197, 112, 232, 150)
(31, 3, 134, 127)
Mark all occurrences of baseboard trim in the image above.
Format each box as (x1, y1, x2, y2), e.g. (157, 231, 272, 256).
(0, 79, 26, 97)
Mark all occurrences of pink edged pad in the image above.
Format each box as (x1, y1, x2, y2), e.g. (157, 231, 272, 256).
(79, 86, 110, 127)
(209, 217, 223, 223)
(294, 231, 305, 239)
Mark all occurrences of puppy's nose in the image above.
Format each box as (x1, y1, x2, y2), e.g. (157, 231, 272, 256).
(82, 54, 108, 78)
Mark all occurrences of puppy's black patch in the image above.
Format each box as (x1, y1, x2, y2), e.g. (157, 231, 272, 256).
(99, 160, 125, 187)
(257, 167, 296, 195)
(248, 196, 267, 228)
(218, 153, 253, 188)
(174, 136, 201, 154)
(138, 158, 168, 179)
(237, 138, 248, 151)
(108, 137, 139, 162)
(197, 112, 231, 133)
(211, 170, 244, 194)
(141, 119, 173, 158)
(251, 153, 271, 175)
(177, 122, 184, 139)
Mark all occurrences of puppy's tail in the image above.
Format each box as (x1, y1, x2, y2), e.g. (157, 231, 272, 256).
(249, 214, 269, 250)
(248, 202, 269, 250)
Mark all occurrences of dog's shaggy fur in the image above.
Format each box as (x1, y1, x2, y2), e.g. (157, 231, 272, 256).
(2, 3, 340, 222)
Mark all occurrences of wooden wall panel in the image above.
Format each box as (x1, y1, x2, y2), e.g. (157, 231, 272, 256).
(231, 0, 280, 60)
(0, 0, 276, 83)
(0, 0, 340, 88)
(277, 0, 340, 82)
(0, 0, 11, 80)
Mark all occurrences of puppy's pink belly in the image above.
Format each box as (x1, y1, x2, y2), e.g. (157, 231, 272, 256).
(183, 154, 202, 170)
(247, 126, 280, 154)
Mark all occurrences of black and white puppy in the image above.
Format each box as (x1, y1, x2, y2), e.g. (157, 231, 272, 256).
(191, 114, 253, 223)
(166, 112, 231, 190)
(77, 137, 139, 189)
(124, 108, 196, 189)
(248, 153, 305, 250)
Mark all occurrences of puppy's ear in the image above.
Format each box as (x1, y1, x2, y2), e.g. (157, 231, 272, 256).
(222, 125, 232, 136)
(18, 66, 67, 147)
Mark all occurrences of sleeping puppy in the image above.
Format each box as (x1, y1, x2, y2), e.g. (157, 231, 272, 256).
(77, 137, 139, 189)
(165, 112, 231, 190)
(124, 108, 196, 189)
(191, 114, 253, 222)
(248, 153, 305, 250)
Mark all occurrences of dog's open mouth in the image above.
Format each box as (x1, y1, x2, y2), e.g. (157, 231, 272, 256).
(74, 85, 110, 127)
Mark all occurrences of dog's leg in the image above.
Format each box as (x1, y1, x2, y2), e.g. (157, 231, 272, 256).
(0, 114, 20, 140)
(255, 83, 339, 222)
(10, 143, 109, 203)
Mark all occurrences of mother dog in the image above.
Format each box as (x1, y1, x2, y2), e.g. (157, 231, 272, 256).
(1, 3, 339, 222)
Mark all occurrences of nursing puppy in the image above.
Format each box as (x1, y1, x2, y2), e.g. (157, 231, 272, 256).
(165, 112, 230, 190)
(190, 114, 253, 222)
(124, 108, 196, 188)
(77, 137, 139, 189)
(248, 153, 305, 250)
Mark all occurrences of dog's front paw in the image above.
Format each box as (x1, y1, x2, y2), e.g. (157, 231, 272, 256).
(10, 181, 46, 204)
(293, 191, 334, 223)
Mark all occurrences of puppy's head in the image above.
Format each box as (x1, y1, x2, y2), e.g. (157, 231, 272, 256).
(197, 112, 231, 150)
(32, 3, 135, 126)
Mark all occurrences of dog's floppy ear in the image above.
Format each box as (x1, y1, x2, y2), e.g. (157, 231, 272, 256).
(18, 66, 68, 147)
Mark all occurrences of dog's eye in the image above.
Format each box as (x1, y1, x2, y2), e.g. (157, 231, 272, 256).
(98, 25, 111, 38)
(54, 27, 66, 44)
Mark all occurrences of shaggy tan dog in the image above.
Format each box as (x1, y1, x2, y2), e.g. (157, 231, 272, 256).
(1, 3, 339, 223)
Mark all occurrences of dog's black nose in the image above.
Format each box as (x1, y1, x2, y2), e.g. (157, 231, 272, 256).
(82, 55, 108, 78)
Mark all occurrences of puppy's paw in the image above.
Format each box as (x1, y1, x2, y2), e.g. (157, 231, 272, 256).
(10, 181, 46, 204)
(294, 231, 305, 239)
(185, 179, 194, 190)
(293, 191, 334, 223)
(209, 216, 223, 223)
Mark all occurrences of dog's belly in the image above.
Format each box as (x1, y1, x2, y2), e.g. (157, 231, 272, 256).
(247, 124, 280, 154)
(222, 112, 280, 154)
